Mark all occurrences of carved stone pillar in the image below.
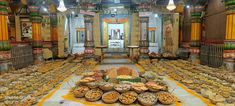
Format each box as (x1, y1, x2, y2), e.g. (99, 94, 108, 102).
(28, 6, 43, 63)
(224, 0, 235, 71)
(84, 15, 95, 59)
(139, 17, 149, 59)
(0, 0, 11, 71)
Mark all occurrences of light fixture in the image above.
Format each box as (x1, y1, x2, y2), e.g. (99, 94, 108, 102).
(71, 11, 75, 14)
(43, 7, 48, 12)
(186, 5, 190, 8)
(154, 14, 159, 18)
(166, 0, 176, 11)
(57, 0, 67, 12)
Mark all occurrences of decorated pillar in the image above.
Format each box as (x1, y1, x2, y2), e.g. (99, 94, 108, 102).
(49, 4, 58, 58)
(9, 14, 16, 41)
(0, 0, 11, 71)
(28, 6, 43, 63)
(175, 0, 185, 47)
(189, 6, 204, 63)
(139, 17, 149, 59)
(50, 13, 58, 57)
(224, 0, 235, 71)
(84, 15, 95, 58)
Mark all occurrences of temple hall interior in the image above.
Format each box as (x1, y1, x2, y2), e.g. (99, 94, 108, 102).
(0, 0, 235, 106)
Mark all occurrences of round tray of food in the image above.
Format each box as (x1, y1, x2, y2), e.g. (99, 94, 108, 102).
(131, 83, 148, 93)
(73, 86, 90, 98)
(137, 92, 157, 106)
(85, 88, 103, 102)
(86, 82, 99, 89)
(114, 84, 131, 93)
(102, 91, 120, 104)
(156, 91, 175, 105)
(82, 72, 95, 77)
(99, 82, 114, 91)
(119, 91, 138, 105)
(146, 81, 168, 92)
(79, 77, 96, 85)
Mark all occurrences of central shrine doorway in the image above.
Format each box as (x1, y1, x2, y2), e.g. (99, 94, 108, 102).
(101, 15, 131, 55)
(108, 24, 125, 48)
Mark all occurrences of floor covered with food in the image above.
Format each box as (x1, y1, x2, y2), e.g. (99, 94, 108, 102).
(1, 0, 235, 106)
(2, 56, 233, 106)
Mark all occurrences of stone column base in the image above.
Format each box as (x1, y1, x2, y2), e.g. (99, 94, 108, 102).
(224, 59, 235, 71)
(34, 54, 43, 64)
(0, 51, 12, 72)
(84, 47, 95, 59)
(33, 48, 44, 64)
(0, 61, 12, 72)
(189, 53, 200, 64)
(189, 47, 200, 64)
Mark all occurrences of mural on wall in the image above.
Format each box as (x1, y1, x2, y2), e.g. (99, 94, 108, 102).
(21, 19, 32, 40)
(163, 15, 174, 53)
(162, 14, 179, 55)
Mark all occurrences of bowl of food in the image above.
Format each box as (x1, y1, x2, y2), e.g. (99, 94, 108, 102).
(73, 86, 90, 98)
(138, 92, 157, 106)
(114, 84, 131, 93)
(102, 91, 120, 104)
(82, 72, 95, 77)
(156, 92, 175, 105)
(131, 83, 148, 93)
(86, 82, 99, 89)
(119, 91, 138, 105)
(99, 82, 114, 91)
(146, 81, 168, 92)
(79, 77, 95, 84)
(85, 88, 103, 102)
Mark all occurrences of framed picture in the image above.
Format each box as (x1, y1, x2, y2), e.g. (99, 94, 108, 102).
(20, 18, 32, 39)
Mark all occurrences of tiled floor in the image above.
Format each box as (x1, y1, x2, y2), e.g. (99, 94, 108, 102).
(37, 63, 209, 106)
